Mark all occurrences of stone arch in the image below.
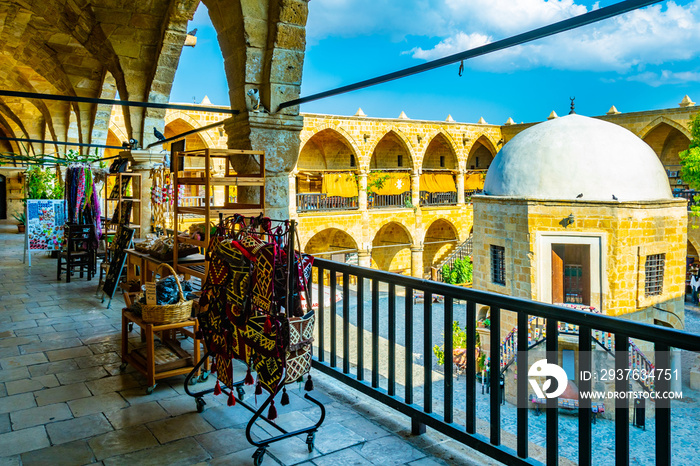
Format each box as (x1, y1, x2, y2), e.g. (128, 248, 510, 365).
(164, 118, 209, 152)
(422, 218, 459, 276)
(371, 221, 414, 272)
(104, 129, 123, 160)
(689, 238, 700, 262)
(421, 132, 458, 170)
(466, 135, 496, 170)
(297, 127, 360, 171)
(108, 123, 128, 147)
(638, 116, 691, 141)
(164, 112, 218, 150)
(366, 128, 416, 172)
(300, 124, 361, 156)
(640, 119, 691, 167)
(303, 228, 359, 259)
(301, 222, 363, 249)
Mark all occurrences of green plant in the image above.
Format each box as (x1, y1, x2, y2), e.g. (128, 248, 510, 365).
(680, 113, 700, 219)
(26, 167, 62, 200)
(366, 172, 390, 193)
(12, 212, 25, 225)
(441, 257, 473, 284)
(403, 197, 415, 209)
(482, 318, 490, 328)
(434, 321, 481, 366)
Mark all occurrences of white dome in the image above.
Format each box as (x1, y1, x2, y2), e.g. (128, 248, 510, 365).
(483, 114, 672, 201)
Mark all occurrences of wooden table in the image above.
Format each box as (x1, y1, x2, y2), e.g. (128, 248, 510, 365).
(121, 309, 201, 393)
(125, 249, 205, 287)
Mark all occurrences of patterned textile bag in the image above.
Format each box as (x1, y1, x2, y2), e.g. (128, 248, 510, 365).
(245, 314, 285, 393)
(284, 310, 315, 384)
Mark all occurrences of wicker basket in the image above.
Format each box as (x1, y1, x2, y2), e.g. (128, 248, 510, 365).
(136, 263, 193, 324)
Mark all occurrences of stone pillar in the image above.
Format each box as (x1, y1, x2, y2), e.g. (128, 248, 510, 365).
(411, 246, 424, 278)
(457, 169, 465, 205)
(358, 172, 368, 211)
(224, 112, 304, 221)
(411, 173, 420, 208)
(289, 170, 298, 217)
(358, 249, 372, 269)
(125, 150, 161, 238)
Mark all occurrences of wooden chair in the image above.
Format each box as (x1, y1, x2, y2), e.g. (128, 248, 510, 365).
(57, 223, 96, 283)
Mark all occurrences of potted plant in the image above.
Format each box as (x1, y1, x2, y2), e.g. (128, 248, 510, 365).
(12, 212, 26, 233)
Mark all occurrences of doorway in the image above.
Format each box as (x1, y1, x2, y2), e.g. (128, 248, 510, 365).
(551, 244, 591, 305)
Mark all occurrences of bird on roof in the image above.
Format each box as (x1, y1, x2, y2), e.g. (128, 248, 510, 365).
(576, 193, 583, 198)
(153, 127, 166, 142)
(612, 194, 618, 200)
(187, 28, 197, 36)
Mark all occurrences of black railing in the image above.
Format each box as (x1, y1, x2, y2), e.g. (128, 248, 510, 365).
(310, 257, 700, 466)
(368, 192, 411, 209)
(420, 191, 457, 206)
(434, 235, 472, 282)
(674, 189, 698, 210)
(296, 193, 359, 212)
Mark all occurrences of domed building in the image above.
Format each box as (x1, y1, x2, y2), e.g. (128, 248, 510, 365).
(472, 114, 686, 406)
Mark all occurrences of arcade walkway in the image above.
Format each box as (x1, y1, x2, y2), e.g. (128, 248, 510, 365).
(0, 225, 496, 465)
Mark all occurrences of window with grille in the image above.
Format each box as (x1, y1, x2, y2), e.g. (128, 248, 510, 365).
(644, 253, 665, 297)
(491, 245, 505, 285)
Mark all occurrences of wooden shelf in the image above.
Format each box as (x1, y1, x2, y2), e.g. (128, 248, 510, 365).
(173, 148, 265, 281)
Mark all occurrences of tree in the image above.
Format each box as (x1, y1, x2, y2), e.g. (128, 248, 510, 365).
(679, 112, 700, 191)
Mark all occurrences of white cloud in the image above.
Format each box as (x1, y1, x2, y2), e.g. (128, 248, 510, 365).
(409, 1, 700, 74)
(627, 69, 700, 86)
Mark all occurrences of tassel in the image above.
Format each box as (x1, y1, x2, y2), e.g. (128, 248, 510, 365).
(227, 390, 236, 406)
(264, 316, 272, 333)
(214, 380, 222, 396)
(255, 381, 263, 395)
(244, 367, 254, 385)
(210, 361, 217, 374)
(304, 374, 314, 392)
(281, 387, 290, 406)
(267, 400, 277, 421)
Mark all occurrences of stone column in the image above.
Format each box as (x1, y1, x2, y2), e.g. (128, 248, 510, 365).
(411, 173, 420, 208)
(224, 112, 304, 221)
(289, 170, 298, 217)
(358, 172, 368, 211)
(358, 249, 372, 269)
(457, 169, 465, 205)
(125, 150, 161, 238)
(411, 246, 424, 278)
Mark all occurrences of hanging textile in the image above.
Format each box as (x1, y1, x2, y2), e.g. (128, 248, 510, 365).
(197, 215, 314, 396)
(64, 165, 102, 247)
(321, 173, 358, 198)
(420, 173, 456, 193)
(367, 172, 411, 195)
(465, 171, 486, 190)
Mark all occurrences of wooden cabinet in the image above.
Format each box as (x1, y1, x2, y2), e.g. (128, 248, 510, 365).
(104, 172, 142, 234)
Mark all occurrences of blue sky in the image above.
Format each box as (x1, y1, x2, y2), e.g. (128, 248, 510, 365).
(170, 0, 700, 124)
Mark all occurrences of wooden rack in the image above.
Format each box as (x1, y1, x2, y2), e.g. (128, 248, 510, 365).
(104, 172, 142, 235)
(173, 149, 265, 280)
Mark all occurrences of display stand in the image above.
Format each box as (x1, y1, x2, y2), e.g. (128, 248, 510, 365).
(173, 149, 265, 281)
(184, 218, 324, 465)
(104, 172, 142, 234)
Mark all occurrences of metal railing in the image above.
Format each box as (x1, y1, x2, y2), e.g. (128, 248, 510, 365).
(296, 193, 359, 212)
(368, 192, 411, 209)
(433, 235, 472, 282)
(674, 189, 698, 210)
(310, 257, 700, 466)
(419, 191, 458, 206)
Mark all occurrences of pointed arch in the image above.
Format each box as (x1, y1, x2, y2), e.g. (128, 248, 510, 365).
(371, 221, 414, 272)
(164, 111, 217, 150)
(297, 127, 360, 171)
(638, 116, 691, 140)
(367, 128, 416, 172)
(303, 227, 360, 258)
(422, 131, 459, 170)
(466, 135, 496, 170)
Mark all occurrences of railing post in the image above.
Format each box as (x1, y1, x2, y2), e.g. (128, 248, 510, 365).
(655, 342, 671, 466)
(444, 297, 454, 424)
(357, 277, 365, 381)
(317, 266, 324, 363)
(517, 311, 528, 459)
(490, 306, 501, 446)
(615, 333, 630, 466)
(330, 270, 337, 368)
(372, 279, 379, 388)
(546, 317, 558, 465)
(466, 300, 476, 434)
(579, 325, 592, 466)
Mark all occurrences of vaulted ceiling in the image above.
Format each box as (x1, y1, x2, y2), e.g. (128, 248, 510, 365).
(0, 0, 199, 156)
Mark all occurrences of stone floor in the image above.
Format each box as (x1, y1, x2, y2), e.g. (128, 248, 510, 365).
(0, 225, 498, 466)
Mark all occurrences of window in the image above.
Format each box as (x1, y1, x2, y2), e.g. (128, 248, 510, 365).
(440, 155, 445, 168)
(350, 154, 356, 167)
(397, 155, 403, 167)
(645, 253, 665, 297)
(491, 245, 505, 285)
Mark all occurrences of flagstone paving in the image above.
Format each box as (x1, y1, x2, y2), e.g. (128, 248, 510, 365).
(0, 225, 492, 465)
